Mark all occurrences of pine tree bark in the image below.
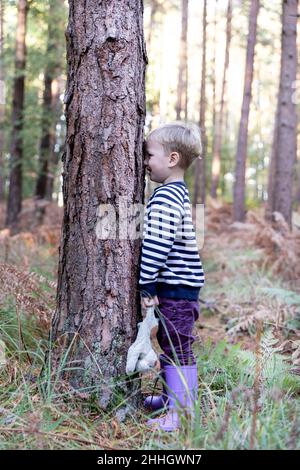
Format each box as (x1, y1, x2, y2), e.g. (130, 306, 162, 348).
(266, 0, 297, 228)
(211, 0, 232, 199)
(175, 0, 188, 120)
(5, 0, 28, 228)
(233, 0, 259, 222)
(51, 1, 147, 410)
(0, 0, 5, 202)
(193, 0, 207, 206)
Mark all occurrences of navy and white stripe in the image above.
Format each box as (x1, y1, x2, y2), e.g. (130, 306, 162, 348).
(139, 181, 205, 301)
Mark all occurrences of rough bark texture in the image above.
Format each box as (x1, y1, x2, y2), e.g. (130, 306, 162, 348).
(193, 0, 207, 206)
(266, 0, 297, 228)
(6, 0, 28, 228)
(51, 1, 147, 411)
(175, 0, 188, 120)
(233, 0, 259, 222)
(0, 0, 4, 201)
(211, 0, 232, 199)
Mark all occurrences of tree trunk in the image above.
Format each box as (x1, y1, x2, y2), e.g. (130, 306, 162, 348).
(267, 0, 297, 228)
(233, 0, 259, 222)
(175, 0, 188, 120)
(265, 99, 279, 221)
(51, 0, 147, 410)
(193, 0, 207, 206)
(147, 0, 159, 49)
(35, 76, 52, 199)
(211, 0, 217, 136)
(5, 0, 28, 228)
(35, 0, 63, 200)
(0, 0, 5, 202)
(45, 75, 64, 201)
(211, 0, 232, 199)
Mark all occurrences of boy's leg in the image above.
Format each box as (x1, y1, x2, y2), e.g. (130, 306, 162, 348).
(146, 298, 200, 430)
(156, 297, 199, 366)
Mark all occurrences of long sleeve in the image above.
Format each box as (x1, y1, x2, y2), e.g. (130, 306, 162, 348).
(139, 186, 184, 297)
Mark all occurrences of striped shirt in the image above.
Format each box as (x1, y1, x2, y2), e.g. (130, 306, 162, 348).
(139, 181, 205, 301)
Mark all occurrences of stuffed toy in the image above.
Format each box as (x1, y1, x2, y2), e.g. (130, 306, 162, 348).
(126, 306, 159, 374)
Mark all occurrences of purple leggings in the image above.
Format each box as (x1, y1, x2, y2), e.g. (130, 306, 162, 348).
(156, 297, 200, 366)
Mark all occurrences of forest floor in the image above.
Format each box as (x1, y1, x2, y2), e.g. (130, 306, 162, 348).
(0, 198, 300, 449)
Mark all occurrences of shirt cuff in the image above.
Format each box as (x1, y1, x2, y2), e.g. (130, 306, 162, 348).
(139, 282, 157, 297)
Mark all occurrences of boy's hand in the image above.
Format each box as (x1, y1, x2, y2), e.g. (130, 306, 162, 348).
(141, 295, 159, 312)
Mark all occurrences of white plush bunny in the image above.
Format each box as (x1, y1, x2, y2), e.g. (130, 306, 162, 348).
(126, 306, 159, 374)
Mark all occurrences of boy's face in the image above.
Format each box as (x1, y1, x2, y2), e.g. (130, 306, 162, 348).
(144, 139, 171, 184)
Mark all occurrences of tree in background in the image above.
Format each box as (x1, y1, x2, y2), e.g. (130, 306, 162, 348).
(211, 0, 232, 199)
(266, 0, 298, 228)
(193, 0, 207, 206)
(233, 0, 260, 222)
(147, 0, 160, 49)
(5, 0, 29, 228)
(211, 0, 217, 140)
(175, 0, 188, 120)
(45, 74, 64, 201)
(51, 0, 147, 407)
(0, 0, 4, 202)
(35, 0, 64, 201)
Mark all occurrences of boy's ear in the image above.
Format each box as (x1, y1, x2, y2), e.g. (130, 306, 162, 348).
(169, 151, 180, 167)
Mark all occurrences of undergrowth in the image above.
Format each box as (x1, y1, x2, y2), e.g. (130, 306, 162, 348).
(0, 203, 300, 449)
(0, 301, 299, 449)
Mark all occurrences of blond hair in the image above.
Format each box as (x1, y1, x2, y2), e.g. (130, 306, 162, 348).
(147, 121, 202, 170)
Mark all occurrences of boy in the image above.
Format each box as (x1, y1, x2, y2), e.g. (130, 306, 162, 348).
(139, 122, 205, 431)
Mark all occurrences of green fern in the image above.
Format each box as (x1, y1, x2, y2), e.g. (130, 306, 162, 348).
(259, 287, 300, 306)
(229, 330, 298, 393)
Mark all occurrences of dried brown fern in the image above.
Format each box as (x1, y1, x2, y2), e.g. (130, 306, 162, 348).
(205, 200, 300, 282)
(226, 302, 296, 338)
(0, 263, 56, 331)
(290, 344, 300, 376)
(248, 211, 300, 281)
(276, 344, 300, 375)
(205, 198, 233, 234)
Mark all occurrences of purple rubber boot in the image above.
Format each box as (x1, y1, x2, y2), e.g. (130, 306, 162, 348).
(144, 356, 168, 411)
(146, 364, 198, 432)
